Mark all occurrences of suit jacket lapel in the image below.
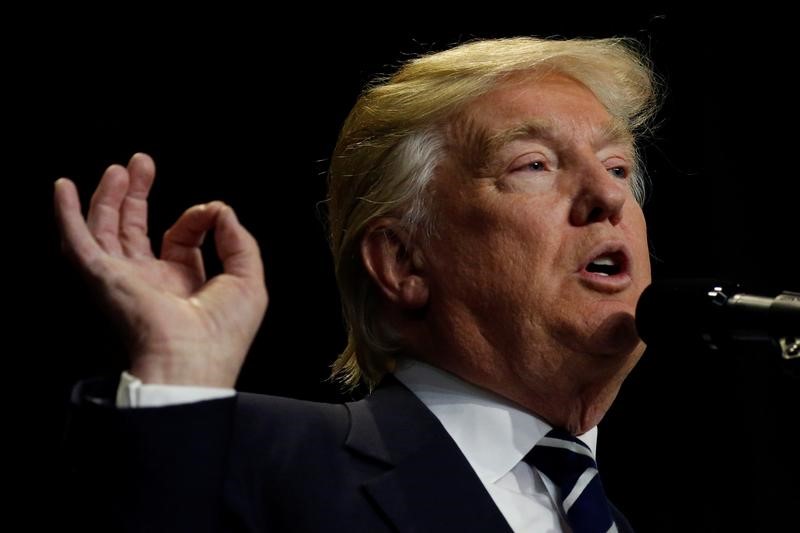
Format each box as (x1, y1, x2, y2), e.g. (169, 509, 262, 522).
(345, 376, 513, 533)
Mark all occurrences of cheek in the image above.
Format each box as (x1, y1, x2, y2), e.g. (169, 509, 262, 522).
(429, 220, 546, 306)
(626, 208, 651, 282)
(429, 186, 562, 287)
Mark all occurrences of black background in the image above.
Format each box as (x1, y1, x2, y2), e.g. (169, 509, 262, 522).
(16, 8, 799, 532)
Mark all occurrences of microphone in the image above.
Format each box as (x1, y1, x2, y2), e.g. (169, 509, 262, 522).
(635, 280, 800, 359)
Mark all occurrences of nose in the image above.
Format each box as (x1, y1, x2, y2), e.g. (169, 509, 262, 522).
(568, 161, 627, 226)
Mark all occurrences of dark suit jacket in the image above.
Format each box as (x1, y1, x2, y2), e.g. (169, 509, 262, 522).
(65, 375, 634, 533)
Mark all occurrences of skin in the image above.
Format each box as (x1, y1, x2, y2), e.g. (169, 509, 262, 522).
(53, 154, 268, 387)
(363, 74, 651, 434)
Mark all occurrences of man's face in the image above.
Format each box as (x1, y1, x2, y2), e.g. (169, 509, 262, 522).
(420, 73, 651, 419)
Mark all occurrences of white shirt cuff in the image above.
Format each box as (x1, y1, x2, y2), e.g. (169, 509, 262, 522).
(115, 371, 236, 408)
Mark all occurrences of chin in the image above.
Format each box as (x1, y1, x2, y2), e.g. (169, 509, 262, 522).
(587, 309, 642, 358)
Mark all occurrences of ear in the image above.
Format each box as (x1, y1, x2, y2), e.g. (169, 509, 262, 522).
(361, 218, 429, 310)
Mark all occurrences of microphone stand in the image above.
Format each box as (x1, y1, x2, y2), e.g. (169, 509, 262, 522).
(714, 288, 800, 360)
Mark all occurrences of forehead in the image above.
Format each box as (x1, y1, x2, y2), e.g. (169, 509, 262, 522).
(458, 73, 628, 145)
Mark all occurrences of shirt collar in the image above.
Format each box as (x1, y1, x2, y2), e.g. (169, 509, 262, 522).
(393, 358, 598, 484)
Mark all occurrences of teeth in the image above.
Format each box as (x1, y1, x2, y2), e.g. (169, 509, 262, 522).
(586, 253, 621, 277)
(590, 256, 616, 266)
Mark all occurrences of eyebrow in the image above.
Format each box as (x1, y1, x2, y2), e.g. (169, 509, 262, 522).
(489, 116, 633, 153)
(453, 116, 634, 179)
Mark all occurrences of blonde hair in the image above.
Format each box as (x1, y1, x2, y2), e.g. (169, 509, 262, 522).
(327, 36, 660, 390)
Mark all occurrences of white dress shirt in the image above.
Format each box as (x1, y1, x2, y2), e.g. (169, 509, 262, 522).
(115, 371, 235, 407)
(116, 361, 600, 532)
(393, 358, 597, 533)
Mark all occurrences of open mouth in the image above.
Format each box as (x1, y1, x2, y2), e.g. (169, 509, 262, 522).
(585, 252, 625, 276)
(578, 245, 632, 292)
(583, 250, 628, 277)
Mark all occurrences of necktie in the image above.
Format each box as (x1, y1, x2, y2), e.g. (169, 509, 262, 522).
(524, 428, 617, 533)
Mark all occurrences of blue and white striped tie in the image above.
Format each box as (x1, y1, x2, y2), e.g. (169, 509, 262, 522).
(524, 428, 618, 533)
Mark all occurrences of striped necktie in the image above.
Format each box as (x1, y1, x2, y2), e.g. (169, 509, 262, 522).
(524, 428, 617, 533)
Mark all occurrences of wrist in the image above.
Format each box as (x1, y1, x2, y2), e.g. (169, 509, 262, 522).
(130, 355, 240, 388)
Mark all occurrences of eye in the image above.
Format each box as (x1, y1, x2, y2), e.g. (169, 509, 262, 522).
(513, 159, 549, 173)
(608, 166, 628, 179)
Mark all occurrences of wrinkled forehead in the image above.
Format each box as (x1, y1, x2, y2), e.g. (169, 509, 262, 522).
(442, 73, 634, 174)
(463, 72, 628, 134)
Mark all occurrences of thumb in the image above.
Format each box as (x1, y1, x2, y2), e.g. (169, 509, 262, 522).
(54, 177, 103, 271)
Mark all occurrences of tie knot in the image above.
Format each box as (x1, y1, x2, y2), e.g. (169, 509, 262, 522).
(524, 429, 616, 533)
(525, 429, 598, 481)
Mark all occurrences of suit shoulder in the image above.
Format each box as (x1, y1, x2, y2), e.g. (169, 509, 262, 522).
(233, 392, 351, 447)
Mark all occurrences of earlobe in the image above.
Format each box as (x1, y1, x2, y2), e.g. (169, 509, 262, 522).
(361, 219, 429, 310)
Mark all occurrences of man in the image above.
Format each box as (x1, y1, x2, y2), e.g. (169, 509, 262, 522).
(56, 36, 658, 532)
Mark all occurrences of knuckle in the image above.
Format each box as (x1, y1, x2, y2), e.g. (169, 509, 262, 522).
(120, 223, 145, 238)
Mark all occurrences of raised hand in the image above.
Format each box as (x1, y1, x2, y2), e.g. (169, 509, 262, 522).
(54, 153, 268, 387)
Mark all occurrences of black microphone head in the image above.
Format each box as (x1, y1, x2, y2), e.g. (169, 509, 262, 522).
(635, 279, 741, 347)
